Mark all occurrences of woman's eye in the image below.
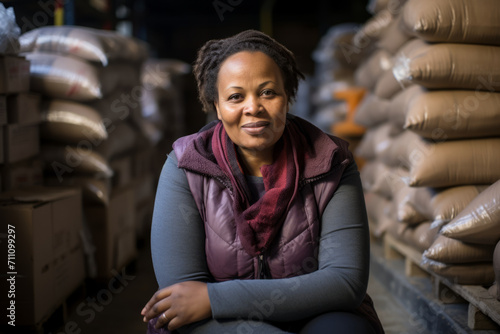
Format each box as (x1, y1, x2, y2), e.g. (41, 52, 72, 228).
(261, 89, 276, 97)
(228, 94, 242, 101)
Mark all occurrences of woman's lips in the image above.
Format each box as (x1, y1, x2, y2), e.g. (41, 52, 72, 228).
(241, 121, 270, 135)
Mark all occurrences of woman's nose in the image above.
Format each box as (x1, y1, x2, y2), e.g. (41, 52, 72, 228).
(243, 96, 262, 115)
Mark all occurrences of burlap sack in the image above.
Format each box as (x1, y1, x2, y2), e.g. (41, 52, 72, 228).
(40, 99, 108, 145)
(430, 185, 489, 228)
(424, 235, 495, 264)
(387, 85, 425, 129)
(441, 180, 500, 245)
(41, 144, 113, 178)
(402, 0, 500, 46)
(393, 43, 500, 92)
(421, 256, 494, 285)
(353, 93, 391, 127)
(354, 49, 393, 90)
(360, 160, 384, 192)
(355, 123, 393, 160)
(406, 138, 500, 187)
(365, 191, 392, 226)
(20, 26, 148, 66)
(25, 52, 103, 101)
(404, 90, 500, 140)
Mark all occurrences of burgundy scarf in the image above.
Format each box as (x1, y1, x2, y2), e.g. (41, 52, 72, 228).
(211, 120, 306, 256)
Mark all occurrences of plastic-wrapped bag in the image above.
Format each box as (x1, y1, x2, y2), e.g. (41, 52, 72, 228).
(386, 85, 425, 129)
(405, 138, 500, 187)
(355, 123, 393, 160)
(0, 3, 20, 54)
(403, 0, 500, 46)
(441, 180, 500, 245)
(424, 235, 495, 264)
(404, 90, 500, 140)
(393, 42, 500, 92)
(421, 256, 494, 285)
(25, 52, 103, 101)
(353, 93, 391, 128)
(40, 99, 108, 145)
(42, 144, 113, 178)
(354, 49, 392, 90)
(20, 26, 148, 66)
(430, 185, 489, 228)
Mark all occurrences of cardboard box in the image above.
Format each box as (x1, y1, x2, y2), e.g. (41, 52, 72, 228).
(0, 56, 30, 94)
(0, 187, 85, 327)
(0, 95, 6, 125)
(3, 123, 40, 163)
(0, 158, 43, 191)
(6, 93, 41, 125)
(84, 186, 137, 279)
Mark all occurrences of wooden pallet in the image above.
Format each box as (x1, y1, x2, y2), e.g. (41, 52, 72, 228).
(383, 233, 500, 331)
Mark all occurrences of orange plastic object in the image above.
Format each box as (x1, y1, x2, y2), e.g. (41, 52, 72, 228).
(331, 87, 367, 138)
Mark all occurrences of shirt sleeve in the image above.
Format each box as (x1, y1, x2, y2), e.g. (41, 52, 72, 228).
(150, 151, 212, 288)
(207, 161, 371, 322)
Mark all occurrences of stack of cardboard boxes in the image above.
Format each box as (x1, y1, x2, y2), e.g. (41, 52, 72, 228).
(0, 18, 87, 328)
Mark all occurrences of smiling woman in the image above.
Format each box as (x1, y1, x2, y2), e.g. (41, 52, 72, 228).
(142, 30, 384, 334)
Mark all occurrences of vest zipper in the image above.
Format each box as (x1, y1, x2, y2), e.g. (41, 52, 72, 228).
(257, 253, 270, 279)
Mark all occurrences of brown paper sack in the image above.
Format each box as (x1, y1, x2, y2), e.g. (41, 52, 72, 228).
(424, 235, 495, 264)
(406, 138, 500, 187)
(353, 93, 391, 128)
(355, 123, 393, 160)
(403, 0, 500, 46)
(421, 256, 494, 285)
(430, 185, 489, 228)
(387, 85, 425, 130)
(355, 49, 393, 90)
(405, 90, 500, 139)
(393, 43, 500, 92)
(41, 144, 113, 178)
(441, 180, 500, 245)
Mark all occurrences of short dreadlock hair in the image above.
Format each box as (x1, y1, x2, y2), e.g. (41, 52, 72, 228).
(193, 29, 305, 114)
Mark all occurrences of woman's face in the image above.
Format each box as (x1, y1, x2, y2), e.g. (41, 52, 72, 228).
(214, 51, 288, 157)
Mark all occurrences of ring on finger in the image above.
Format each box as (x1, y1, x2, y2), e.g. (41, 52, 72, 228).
(161, 313, 168, 322)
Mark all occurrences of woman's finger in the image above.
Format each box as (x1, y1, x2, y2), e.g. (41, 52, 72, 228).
(155, 310, 176, 330)
(143, 295, 173, 322)
(141, 287, 172, 316)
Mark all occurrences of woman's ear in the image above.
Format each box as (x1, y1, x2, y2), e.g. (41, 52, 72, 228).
(214, 101, 221, 120)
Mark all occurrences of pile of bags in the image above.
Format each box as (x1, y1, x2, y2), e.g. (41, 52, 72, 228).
(353, 0, 500, 286)
(20, 26, 149, 204)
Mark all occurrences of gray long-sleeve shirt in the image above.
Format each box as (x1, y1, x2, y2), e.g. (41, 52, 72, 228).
(150, 151, 370, 333)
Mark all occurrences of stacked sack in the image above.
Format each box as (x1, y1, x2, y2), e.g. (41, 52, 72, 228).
(354, 0, 500, 285)
(310, 23, 372, 132)
(20, 26, 151, 279)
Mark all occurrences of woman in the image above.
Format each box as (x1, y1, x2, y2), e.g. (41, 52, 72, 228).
(141, 30, 384, 334)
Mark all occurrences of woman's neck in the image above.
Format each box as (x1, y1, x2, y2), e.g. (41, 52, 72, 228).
(237, 146, 274, 177)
